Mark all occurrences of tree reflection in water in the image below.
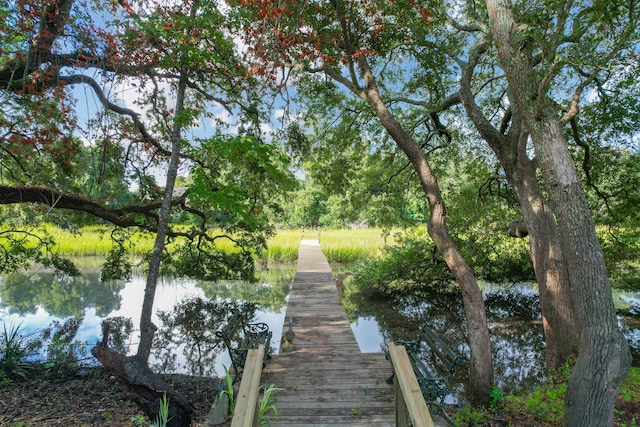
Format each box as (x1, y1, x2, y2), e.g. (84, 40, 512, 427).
(152, 298, 257, 376)
(1, 271, 125, 317)
(342, 281, 639, 404)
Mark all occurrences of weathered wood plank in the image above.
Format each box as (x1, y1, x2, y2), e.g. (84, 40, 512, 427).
(388, 342, 434, 427)
(260, 240, 395, 426)
(231, 345, 264, 427)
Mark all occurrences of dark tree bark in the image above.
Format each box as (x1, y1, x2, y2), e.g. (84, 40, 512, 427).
(486, 1, 631, 424)
(92, 323, 192, 427)
(0, 184, 193, 236)
(353, 63, 493, 407)
(456, 46, 579, 370)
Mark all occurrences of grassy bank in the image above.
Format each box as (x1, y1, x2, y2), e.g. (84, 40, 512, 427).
(454, 363, 640, 426)
(36, 226, 392, 264)
(319, 228, 393, 264)
(48, 225, 154, 257)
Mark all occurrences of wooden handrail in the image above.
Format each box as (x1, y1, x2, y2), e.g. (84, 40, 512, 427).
(388, 342, 435, 427)
(231, 344, 265, 427)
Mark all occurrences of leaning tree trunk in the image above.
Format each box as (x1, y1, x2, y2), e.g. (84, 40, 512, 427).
(356, 64, 493, 406)
(93, 69, 192, 426)
(92, 322, 192, 426)
(528, 114, 629, 426)
(508, 152, 579, 370)
(486, 1, 631, 424)
(457, 52, 579, 370)
(321, 0, 492, 405)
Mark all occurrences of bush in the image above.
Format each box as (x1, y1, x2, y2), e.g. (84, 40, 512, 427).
(0, 323, 41, 382)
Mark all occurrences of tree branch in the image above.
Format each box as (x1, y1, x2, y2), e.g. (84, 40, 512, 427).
(0, 185, 196, 237)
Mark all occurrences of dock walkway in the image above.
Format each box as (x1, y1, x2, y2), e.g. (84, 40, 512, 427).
(260, 240, 395, 426)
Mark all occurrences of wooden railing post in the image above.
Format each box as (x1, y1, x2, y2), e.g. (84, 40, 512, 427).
(388, 342, 435, 427)
(231, 344, 265, 427)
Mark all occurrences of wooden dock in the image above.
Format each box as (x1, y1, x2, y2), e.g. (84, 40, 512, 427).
(260, 240, 396, 426)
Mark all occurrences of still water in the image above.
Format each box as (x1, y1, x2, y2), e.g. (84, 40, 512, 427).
(1, 263, 639, 402)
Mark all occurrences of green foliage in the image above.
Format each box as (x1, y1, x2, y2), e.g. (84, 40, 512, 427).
(619, 368, 640, 402)
(188, 134, 294, 231)
(101, 244, 133, 282)
(351, 228, 458, 298)
(598, 227, 640, 290)
(218, 361, 281, 425)
(220, 366, 236, 415)
(489, 386, 506, 409)
(457, 367, 640, 427)
(0, 225, 80, 277)
(453, 405, 492, 426)
(130, 414, 149, 426)
(258, 384, 282, 426)
(0, 323, 40, 382)
(497, 358, 573, 425)
(347, 220, 537, 299)
(152, 393, 172, 427)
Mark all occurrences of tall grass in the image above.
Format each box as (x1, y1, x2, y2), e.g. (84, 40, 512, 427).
(48, 225, 154, 257)
(34, 226, 391, 265)
(319, 228, 393, 264)
(265, 230, 300, 262)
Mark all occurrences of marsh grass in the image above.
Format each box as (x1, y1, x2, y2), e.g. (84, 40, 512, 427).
(48, 225, 154, 257)
(35, 226, 393, 265)
(319, 228, 393, 264)
(265, 230, 300, 262)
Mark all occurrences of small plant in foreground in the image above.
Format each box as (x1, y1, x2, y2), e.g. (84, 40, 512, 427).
(130, 414, 148, 426)
(489, 386, 506, 409)
(259, 383, 282, 426)
(0, 323, 40, 381)
(153, 393, 172, 427)
(220, 366, 236, 415)
(453, 405, 492, 426)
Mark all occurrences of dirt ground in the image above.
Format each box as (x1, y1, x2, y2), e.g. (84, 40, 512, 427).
(1, 368, 638, 426)
(0, 368, 221, 427)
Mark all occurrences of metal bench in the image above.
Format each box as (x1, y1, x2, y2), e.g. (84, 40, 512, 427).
(215, 309, 272, 383)
(386, 324, 467, 426)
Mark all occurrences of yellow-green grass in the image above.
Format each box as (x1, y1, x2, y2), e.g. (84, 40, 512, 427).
(319, 228, 395, 264)
(265, 229, 300, 262)
(12, 225, 392, 264)
(48, 225, 154, 256)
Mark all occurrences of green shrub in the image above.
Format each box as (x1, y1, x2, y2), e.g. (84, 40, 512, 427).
(351, 229, 458, 298)
(619, 367, 640, 402)
(0, 323, 41, 381)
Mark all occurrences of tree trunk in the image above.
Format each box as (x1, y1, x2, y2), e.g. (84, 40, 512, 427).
(486, 1, 631, 424)
(92, 323, 192, 426)
(509, 157, 578, 369)
(357, 70, 493, 406)
(321, 0, 492, 405)
(529, 115, 629, 426)
(137, 71, 188, 362)
(95, 66, 191, 425)
(457, 53, 579, 370)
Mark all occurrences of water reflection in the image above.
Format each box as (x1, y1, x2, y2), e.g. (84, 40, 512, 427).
(2, 264, 638, 400)
(153, 298, 259, 376)
(343, 281, 640, 404)
(0, 271, 125, 317)
(0, 264, 295, 377)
